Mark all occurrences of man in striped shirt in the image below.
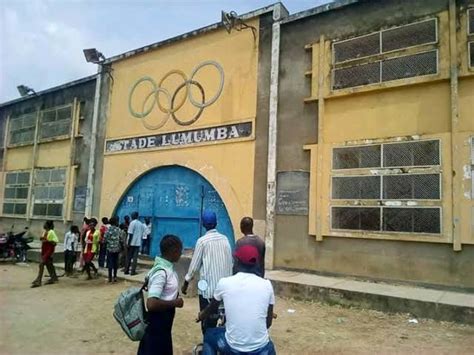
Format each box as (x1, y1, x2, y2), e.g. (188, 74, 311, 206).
(181, 210, 233, 334)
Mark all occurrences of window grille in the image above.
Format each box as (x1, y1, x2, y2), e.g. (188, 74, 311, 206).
(383, 174, 440, 200)
(383, 140, 440, 167)
(331, 207, 380, 231)
(2, 171, 30, 215)
(331, 18, 438, 90)
(333, 145, 381, 169)
(330, 140, 442, 234)
(8, 113, 36, 145)
(381, 19, 437, 53)
(383, 207, 440, 233)
(382, 50, 437, 82)
(333, 62, 381, 89)
(39, 106, 72, 140)
(333, 33, 380, 63)
(332, 176, 380, 199)
(33, 168, 66, 217)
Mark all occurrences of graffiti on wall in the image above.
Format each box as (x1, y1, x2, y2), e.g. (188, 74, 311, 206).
(128, 60, 225, 130)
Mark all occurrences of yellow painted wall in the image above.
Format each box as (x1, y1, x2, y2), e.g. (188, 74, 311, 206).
(36, 140, 70, 167)
(458, 77, 474, 133)
(5, 146, 34, 170)
(325, 82, 451, 143)
(100, 20, 259, 240)
(107, 20, 258, 139)
(306, 8, 474, 247)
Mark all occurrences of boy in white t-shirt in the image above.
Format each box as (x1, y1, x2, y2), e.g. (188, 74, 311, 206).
(197, 245, 276, 355)
(138, 235, 184, 355)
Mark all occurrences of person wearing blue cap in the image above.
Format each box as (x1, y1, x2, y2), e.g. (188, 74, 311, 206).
(181, 209, 233, 335)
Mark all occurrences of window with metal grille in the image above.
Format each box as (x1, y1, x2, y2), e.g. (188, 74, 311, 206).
(2, 171, 30, 215)
(8, 113, 37, 145)
(381, 50, 437, 82)
(331, 18, 438, 90)
(469, 42, 474, 68)
(39, 105, 72, 140)
(33, 168, 66, 218)
(330, 140, 442, 234)
(381, 19, 437, 52)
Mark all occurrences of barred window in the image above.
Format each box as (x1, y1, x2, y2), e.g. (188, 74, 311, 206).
(3, 171, 30, 215)
(40, 105, 72, 140)
(331, 140, 442, 234)
(33, 168, 66, 218)
(8, 113, 36, 145)
(332, 18, 438, 90)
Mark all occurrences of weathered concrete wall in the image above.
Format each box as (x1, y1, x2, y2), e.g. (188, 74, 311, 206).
(0, 78, 97, 239)
(274, 0, 474, 288)
(252, 13, 273, 227)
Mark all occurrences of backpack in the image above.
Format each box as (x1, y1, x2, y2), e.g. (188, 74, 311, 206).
(113, 269, 166, 341)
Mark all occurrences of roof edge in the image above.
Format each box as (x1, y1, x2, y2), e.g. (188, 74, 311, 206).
(104, 2, 288, 65)
(0, 74, 97, 109)
(281, 0, 359, 25)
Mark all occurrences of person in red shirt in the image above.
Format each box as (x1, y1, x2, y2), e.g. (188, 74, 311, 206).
(78, 217, 90, 271)
(83, 218, 100, 280)
(31, 220, 59, 288)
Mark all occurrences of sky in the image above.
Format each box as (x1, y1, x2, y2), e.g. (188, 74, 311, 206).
(0, 0, 332, 103)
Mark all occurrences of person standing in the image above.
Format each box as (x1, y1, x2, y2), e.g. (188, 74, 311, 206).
(98, 217, 110, 268)
(181, 210, 233, 334)
(78, 217, 90, 270)
(31, 220, 59, 288)
(141, 217, 152, 255)
(119, 215, 130, 270)
(236, 217, 266, 277)
(63, 225, 79, 276)
(198, 245, 276, 355)
(125, 212, 145, 275)
(104, 216, 122, 283)
(138, 235, 184, 355)
(83, 218, 100, 280)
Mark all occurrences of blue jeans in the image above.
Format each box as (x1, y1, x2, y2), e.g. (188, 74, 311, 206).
(203, 327, 276, 355)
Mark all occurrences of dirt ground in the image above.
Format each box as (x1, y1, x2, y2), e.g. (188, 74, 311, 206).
(1, 264, 473, 355)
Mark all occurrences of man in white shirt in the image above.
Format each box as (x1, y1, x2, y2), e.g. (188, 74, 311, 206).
(141, 217, 152, 255)
(181, 210, 232, 334)
(197, 244, 276, 355)
(125, 211, 145, 275)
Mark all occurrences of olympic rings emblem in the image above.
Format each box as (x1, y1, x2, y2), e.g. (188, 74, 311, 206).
(128, 60, 225, 130)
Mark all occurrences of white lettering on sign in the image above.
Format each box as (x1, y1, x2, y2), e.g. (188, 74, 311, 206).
(105, 122, 252, 153)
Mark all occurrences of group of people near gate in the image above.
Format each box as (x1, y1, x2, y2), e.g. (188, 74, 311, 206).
(138, 210, 275, 355)
(31, 208, 275, 354)
(31, 212, 153, 287)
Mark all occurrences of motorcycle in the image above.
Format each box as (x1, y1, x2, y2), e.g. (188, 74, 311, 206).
(0, 225, 33, 262)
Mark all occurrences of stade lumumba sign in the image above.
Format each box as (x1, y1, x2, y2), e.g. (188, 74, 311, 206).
(105, 122, 252, 153)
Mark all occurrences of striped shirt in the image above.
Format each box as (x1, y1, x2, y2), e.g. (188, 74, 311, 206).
(185, 229, 233, 299)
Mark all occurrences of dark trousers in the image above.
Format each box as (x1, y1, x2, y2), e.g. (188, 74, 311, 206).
(98, 243, 107, 268)
(138, 308, 175, 355)
(141, 238, 150, 255)
(64, 250, 76, 275)
(199, 295, 219, 335)
(107, 252, 119, 281)
(125, 246, 139, 274)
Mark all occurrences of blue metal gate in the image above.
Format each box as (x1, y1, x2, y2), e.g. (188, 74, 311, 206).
(114, 165, 234, 256)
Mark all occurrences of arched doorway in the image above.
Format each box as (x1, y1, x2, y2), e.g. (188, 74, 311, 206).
(114, 165, 234, 256)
